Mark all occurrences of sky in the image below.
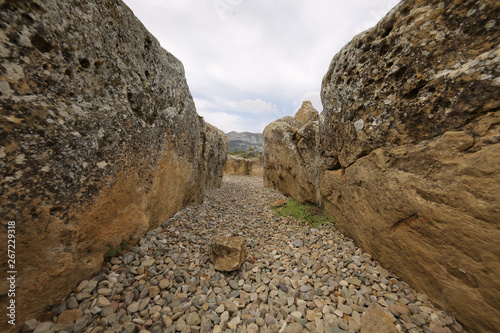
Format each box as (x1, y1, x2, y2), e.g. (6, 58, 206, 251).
(122, 0, 400, 133)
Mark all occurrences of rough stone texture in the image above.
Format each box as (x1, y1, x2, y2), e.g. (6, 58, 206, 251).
(360, 303, 398, 333)
(210, 236, 247, 271)
(57, 309, 83, 325)
(261, 1, 499, 332)
(223, 154, 263, 177)
(194, 124, 229, 192)
(263, 101, 319, 203)
(318, 1, 500, 333)
(294, 101, 319, 125)
(320, 0, 500, 169)
(0, 0, 227, 331)
(320, 115, 500, 333)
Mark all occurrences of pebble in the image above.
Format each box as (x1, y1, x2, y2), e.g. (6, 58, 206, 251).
(228, 316, 241, 329)
(412, 313, 428, 327)
(75, 292, 91, 301)
(127, 302, 139, 313)
(96, 295, 111, 308)
(97, 288, 112, 296)
(23, 176, 463, 333)
(286, 322, 304, 333)
(338, 303, 353, 315)
(186, 312, 201, 326)
(33, 322, 53, 333)
(247, 322, 259, 333)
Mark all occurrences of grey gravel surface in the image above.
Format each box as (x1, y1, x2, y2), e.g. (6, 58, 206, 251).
(23, 176, 465, 333)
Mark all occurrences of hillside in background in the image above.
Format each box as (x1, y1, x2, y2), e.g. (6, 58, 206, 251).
(226, 131, 264, 152)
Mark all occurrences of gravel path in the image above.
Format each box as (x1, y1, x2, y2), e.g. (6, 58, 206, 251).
(24, 176, 465, 333)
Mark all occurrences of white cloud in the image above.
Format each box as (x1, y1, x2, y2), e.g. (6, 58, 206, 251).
(195, 97, 276, 114)
(194, 97, 281, 133)
(227, 99, 276, 114)
(198, 110, 247, 133)
(124, 0, 401, 132)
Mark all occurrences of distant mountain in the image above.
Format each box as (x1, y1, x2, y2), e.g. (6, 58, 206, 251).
(226, 131, 264, 152)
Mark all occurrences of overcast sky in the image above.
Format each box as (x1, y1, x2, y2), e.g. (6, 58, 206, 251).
(122, 0, 400, 133)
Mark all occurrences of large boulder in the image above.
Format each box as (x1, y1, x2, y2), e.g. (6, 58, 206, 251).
(205, 124, 229, 188)
(320, 0, 499, 169)
(294, 100, 320, 125)
(0, 0, 227, 330)
(263, 101, 319, 203)
(224, 154, 263, 177)
(319, 1, 500, 332)
(192, 123, 229, 196)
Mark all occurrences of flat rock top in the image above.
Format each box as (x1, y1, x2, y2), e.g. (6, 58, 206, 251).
(212, 236, 245, 246)
(28, 176, 463, 333)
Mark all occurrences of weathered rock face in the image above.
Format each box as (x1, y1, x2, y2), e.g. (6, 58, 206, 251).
(263, 101, 319, 203)
(192, 124, 229, 196)
(318, 1, 499, 332)
(295, 100, 320, 125)
(263, 1, 499, 332)
(0, 0, 227, 330)
(320, 117, 500, 332)
(320, 0, 499, 169)
(205, 125, 229, 188)
(223, 154, 263, 177)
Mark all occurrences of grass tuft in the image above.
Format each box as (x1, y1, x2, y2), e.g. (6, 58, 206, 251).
(272, 198, 335, 228)
(228, 151, 253, 158)
(104, 240, 130, 260)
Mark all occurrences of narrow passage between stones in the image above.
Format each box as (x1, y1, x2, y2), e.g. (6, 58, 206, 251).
(40, 175, 463, 333)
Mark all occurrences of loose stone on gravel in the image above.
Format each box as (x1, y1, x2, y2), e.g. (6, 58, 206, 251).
(22, 176, 465, 333)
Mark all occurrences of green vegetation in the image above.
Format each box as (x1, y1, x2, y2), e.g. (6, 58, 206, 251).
(105, 240, 129, 260)
(228, 150, 252, 158)
(273, 198, 336, 228)
(228, 150, 246, 155)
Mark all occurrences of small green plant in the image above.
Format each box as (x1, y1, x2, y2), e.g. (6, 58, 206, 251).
(273, 198, 335, 228)
(228, 150, 246, 155)
(228, 150, 252, 158)
(105, 241, 130, 260)
(106, 246, 117, 258)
